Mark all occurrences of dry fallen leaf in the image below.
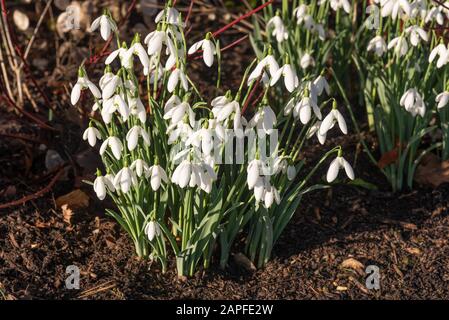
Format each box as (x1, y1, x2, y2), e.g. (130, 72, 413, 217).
(56, 189, 89, 209)
(336, 286, 348, 291)
(415, 153, 449, 188)
(341, 258, 365, 275)
(61, 204, 74, 225)
(234, 253, 257, 272)
(405, 247, 422, 255)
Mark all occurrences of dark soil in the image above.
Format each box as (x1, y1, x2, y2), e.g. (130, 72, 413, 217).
(1, 0, 449, 300)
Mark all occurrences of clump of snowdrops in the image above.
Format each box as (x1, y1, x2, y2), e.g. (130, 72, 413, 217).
(71, 2, 353, 276)
(354, 0, 449, 191)
(256, 0, 449, 192)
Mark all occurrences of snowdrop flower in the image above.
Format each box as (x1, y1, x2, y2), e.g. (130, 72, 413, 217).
(155, 6, 183, 27)
(246, 105, 277, 135)
(367, 35, 387, 57)
(400, 88, 426, 117)
(102, 95, 130, 123)
(294, 5, 311, 26)
(105, 46, 130, 68)
(146, 164, 169, 191)
(167, 67, 189, 93)
(380, 0, 412, 20)
(410, 0, 427, 19)
(436, 91, 449, 109)
(164, 96, 195, 126)
(329, 0, 351, 14)
(91, 12, 117, 41)
(313, 75, 331, 96)
(71, 69, 101, 105)
(285, 89, 322, 124)
(114, 166, 137, 193)
(100, 136, 123, 160)
(319, 102, 348, 135)
(425, 5, 445, 25)
(211, 95, 240, 122)
(248, 55, 280, 84)
(267, 15, 288, 43)
(312, 23, 326, 41)
(188, 33, 217, 67)
(130, 159, 150, 178)
(405, 25, 428, 46)
(326, 155, 355, 183)
(300, 53, 315, 69)
(171, 159, 192, 188)
(126, 126, 151, 151)
(127, 37, 151, 71)
(145, 221, 161, 241)
(247, 159, 261, 190)
(144, 30, 175, 57)
(93, 174, 115, 200)
(83, 126, 102, 147)
(270, 61, 299, 93)
(429, 43, 449, 68)
(388, 35, 408, 57)
(128, 96, 147, 123)
(264, 184, 281, 208)
(167, 122, 195, 145)
(307, 121, 328, 145)
(101, 74, 121, 100)
(287, 165, 296, 181)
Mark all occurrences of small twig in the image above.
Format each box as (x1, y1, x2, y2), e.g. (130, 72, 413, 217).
(242, 76, 261, 115)
(0, 166, 65, 210)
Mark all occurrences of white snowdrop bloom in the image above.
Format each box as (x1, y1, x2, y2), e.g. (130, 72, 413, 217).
(211, 96, 241, 122)
(313, 75, 331, 96)
(93, 175, 115, 200)
(329, 0, 351, 14)
(164, 98, 195, 125)
(410, 0, 427, 19)
(105, 47, 130, 68)
(367, 35, 387, 57)
(405, 25, 428, 47)
(319, 106, 348, 136)
(146, 165, 169, 191)
(100, 136, 123, 160)
(127, 42, 151, 71)
(91, 14, 117, 41)
(294, 5, 314, 29)
(198, 163, 217, 193)
(167, 122, 195, 145)
(144, 30, 175, 57)
(400, 88, 426, 117)
(380, 0, 412, 20)
(388, 35, 409, 57)
(92, 100, 101, 112)
(312, 23, 326, 41)
(113, 166, 137, 193)
(307, 120, 328, 145)
(128, 96, 147, 123)
(247, 159, 261, 190)
(326, 156, 354, 183)
(248, 55, 280, 84)
(171, 159, 192, 188)
(429, 43, 449, 68)
(188, 35, 217, 67)
(436, 91, 449, 109)
(99, 71, 114, 91)
(126, 126, 151, 151)
(300, 53, 315, 69)
(82, 127, 102, 147)
(167, 68, 189, 93)
(186, 128, 216, 156)
(71, 73, 101, 105)
(102, 74, 121, 100)
(264, 185, 281, 208)
(102, 94, 130, 123)
(284, 93, 322, 124)
(425, 6, 445, 25)
(270, 63, 299, 93)
(145, 221, 161, 241)
(155, 6, 183, 27)
(130, 159, 150, 178)
(246, 105, 277, 135)
(287, 165, 296, 181)
(267, 16, 288, 43)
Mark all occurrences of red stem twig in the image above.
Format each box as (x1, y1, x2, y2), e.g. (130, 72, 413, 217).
(0, 166, 65, 210)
